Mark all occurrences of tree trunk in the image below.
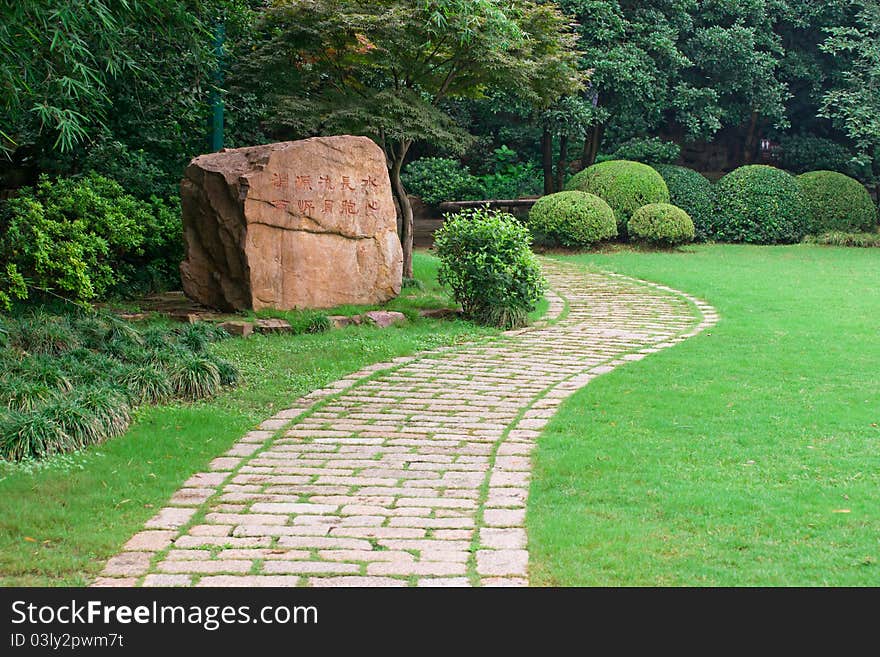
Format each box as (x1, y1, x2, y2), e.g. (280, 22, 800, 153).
(542, 128, 554, 195)
(742, 111, 760, 165)
(581, 123, 604, 169)
(388, 141, 413, 278)
(556, 134, 568, 191)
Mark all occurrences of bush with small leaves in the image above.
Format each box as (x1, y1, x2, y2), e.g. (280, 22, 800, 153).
(528, 191, 617, 247)
(401, 157, 482, 205)
(651, 164, 714, 241)
(434, 207, 545, 329)
(712, 165, 807, 244)
(612, 137, 681, 165)
(627, 203, 695, 247)
(565, 160, 669, 234)
(797, 171, 877, 235)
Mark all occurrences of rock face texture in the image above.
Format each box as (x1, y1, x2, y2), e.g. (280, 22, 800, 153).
(180, 136, 403, 310)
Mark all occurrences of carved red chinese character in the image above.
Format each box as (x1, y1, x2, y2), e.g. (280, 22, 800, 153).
(366, 200, 380, 215)
(271, 199, 290, 210)
(341, 176, 356, 191)
(322, 199, 334, 213)
(295, 175, 313, 190)
(271, 173, 289, 189)
(361, 175, 380, 188)
(318, 175, 335, 191)
(298, 199, 315, 214)
(341, 199, 358, 214)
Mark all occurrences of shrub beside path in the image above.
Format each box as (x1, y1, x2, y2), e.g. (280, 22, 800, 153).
(94, 260, 717, 588)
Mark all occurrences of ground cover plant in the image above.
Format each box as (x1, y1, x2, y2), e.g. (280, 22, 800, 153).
(0, 312, 236, 461)
(0, 252, 504, 585)
(529, 244, 880, 586)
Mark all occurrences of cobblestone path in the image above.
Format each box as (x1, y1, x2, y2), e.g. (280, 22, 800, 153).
(94, 261, 717, 587)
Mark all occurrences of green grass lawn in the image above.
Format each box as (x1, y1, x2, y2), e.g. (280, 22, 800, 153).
(0, 252, 497, 586)
(528, 244, 880, 586)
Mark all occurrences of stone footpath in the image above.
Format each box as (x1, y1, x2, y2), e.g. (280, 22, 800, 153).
(94, 261, 717, 587)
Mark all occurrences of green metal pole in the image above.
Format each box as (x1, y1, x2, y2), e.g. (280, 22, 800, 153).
(210, 21, 225, 152)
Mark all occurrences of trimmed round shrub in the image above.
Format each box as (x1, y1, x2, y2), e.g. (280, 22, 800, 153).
(651, 164, 714, 241)
(434, 207, 545, 329)
(627, 203, 695, 247)
(528, 191, 617, 247)
(797, 170, 877, 235)
(711, 165, 806, 244)
(565, 160, 670, 233)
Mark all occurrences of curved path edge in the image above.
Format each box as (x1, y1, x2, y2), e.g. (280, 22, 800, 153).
(93, 260, 718, 588)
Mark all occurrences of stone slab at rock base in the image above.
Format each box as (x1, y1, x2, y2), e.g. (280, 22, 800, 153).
(362, 310, 407, 328)
(180, 136, 403, 311)
(220, 321, 254, 337)
(254, 319, 292, 334)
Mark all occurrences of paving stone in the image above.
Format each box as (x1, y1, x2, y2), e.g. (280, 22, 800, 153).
(92, 577, 138, 587)
(102, 552, 152, 577)
(417, 578, 471, 587)
(145, 507, 197, 530)
(124, 531, 176, 552)
(105, 262, 712, 589)
(263, 561, 360, 575)
(308, 576, 408, 587)
(143, 574, 193, 587)
(197, 576, 302, 587)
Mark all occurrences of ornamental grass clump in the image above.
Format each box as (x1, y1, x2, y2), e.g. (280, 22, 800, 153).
(0, 311, 240, 462)
(434, 207, 545, 330)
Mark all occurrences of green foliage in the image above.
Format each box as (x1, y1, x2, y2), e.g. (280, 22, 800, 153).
(528, 191, 617, 247)
(565, 160, 670, 233)
(0, 311, 242, 461)
(0, 174, 182, 304)
(477, 146, 543, 199)
(805, 231, 880, 248)
(712, 165, 807, 244)
(79, 139, 177, 201)
(169, 354, 222, 400)
(0, 411, 72, 461)
(612, 137, 681, 165)
(627, 203, 695, 247)
(651, 164, 715, 241)
(778, 135, 863, 178)
(402, 158, 482, 205)
(820, 0, 880, 184)
(122, 366, 174, 405)
(434, 207, 545, 328)
(797, 171, 877, 235)
(11, 311, 80, 356)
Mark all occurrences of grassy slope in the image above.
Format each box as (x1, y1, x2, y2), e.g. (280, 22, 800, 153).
(529, 244, 880, 586)
(0, 252, 497, 586)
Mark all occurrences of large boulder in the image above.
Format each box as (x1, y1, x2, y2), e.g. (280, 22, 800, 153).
(180, 136, 403, 310)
